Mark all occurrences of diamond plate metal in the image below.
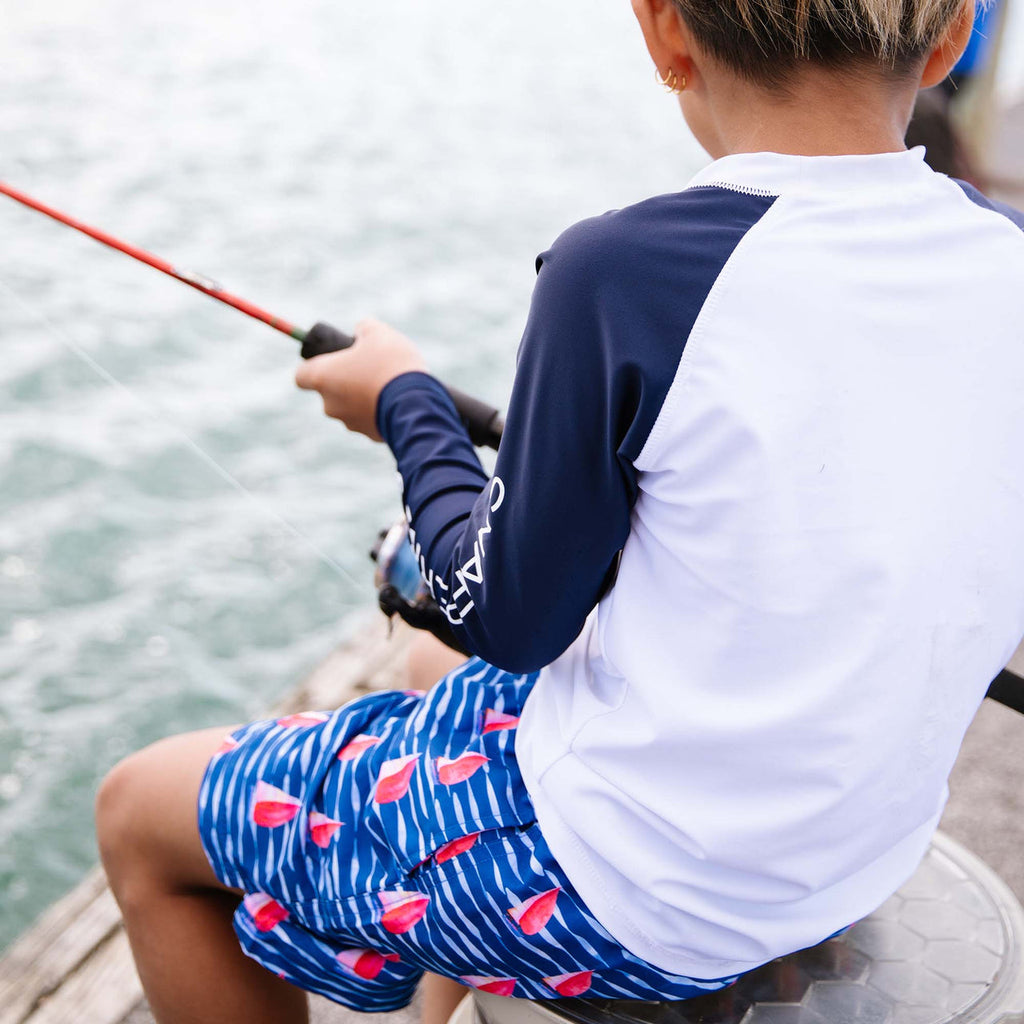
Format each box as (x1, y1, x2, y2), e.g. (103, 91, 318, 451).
(473, 832, 1024, 1024)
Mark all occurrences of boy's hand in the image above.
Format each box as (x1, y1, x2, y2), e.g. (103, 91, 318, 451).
(295, 318, 427, 441)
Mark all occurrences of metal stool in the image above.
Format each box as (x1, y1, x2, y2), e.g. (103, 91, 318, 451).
(457, 831, 1024, 1024)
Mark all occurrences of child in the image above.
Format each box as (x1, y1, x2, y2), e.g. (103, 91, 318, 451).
(96, 1, 1024, 1021)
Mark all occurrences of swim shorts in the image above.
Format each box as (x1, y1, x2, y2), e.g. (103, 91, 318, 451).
(197, 658, 736, 1011)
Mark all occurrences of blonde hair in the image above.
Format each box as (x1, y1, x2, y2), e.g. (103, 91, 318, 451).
(671, 0, 968, 86)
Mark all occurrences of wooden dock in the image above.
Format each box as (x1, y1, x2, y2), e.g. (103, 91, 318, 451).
(3, 98, 1024, 1024)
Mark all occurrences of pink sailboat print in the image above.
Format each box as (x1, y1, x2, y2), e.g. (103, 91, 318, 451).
(433, 832, 480, 865)
(459, 976, 518, 998)
(251, 781, 301, 827)
(214, 734, 239, 756)
(335, 948, 401, 980)
(276, 711, 330, 728)
(482, 709, 520, 734)
(337, 733, 383, 762)
(378, 890, 431, 933)
(243, 892, 290, 932)
(436, 752, 489, 785)
(308, 812, 345, 848)
(544, 971, 593, 997)
(374, 753, 421, 803)
(507, 887, 561, 935)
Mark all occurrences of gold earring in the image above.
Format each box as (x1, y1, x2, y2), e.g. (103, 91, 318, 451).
(656, 67, 687, 94)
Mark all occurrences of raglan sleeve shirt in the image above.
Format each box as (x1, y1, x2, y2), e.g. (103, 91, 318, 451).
(375, 222, 641, 674)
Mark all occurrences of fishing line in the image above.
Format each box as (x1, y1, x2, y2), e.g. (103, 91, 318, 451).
(0, 274, 363, 592)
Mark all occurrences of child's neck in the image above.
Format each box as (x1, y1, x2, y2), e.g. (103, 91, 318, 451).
(701, 64, 918, 159)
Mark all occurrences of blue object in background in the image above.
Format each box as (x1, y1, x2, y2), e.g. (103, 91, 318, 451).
(955, 0, 1004, 76)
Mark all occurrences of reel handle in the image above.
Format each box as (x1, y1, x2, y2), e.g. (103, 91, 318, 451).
(987, 669, 1024, 716)
(301, 321, 504, 451)
(300, 320, 357, 359)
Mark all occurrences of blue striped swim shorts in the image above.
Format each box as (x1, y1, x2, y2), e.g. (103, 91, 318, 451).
(197, 658, 736, 1011)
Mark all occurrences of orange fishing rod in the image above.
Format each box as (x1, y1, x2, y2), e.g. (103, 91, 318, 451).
(0, 180, 304, 340)
(0, 179, 504, 449)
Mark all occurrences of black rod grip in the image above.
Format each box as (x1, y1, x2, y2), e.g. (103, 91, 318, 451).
(301, 321, 355, 358)
(301, 321, 504, 451)
(986, 669, 1024, 716)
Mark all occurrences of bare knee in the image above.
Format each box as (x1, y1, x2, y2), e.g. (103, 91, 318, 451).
(96, 727, 236, 906)
(96, 751, 142, 867)
(96, 747, 161, 898)
(407, 632, 469, 691)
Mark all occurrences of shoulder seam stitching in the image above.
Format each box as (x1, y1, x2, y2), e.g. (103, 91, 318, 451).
(635, 193, 782, 469)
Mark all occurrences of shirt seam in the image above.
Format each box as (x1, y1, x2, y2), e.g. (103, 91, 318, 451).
(686, 181, 777, 199)
(944, 177, 1024, 238)
(636, 193, 784, 469)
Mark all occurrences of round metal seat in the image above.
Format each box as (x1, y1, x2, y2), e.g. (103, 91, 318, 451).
(459, 831, 1024, 1024)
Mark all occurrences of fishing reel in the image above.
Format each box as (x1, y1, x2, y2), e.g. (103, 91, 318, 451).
(370, 520, 470, 656)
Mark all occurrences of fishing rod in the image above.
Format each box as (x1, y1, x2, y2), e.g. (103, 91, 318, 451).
(0, 180, 505, 450)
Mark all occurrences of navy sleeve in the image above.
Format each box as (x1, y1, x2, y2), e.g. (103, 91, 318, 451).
(378, 228, 637, 672)
(954, 180, 1024, 233)
(377, 189, 778, 672)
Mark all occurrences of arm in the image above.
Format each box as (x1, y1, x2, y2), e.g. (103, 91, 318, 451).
(297, 190, 780, 670)
(377, 237, 640, 672)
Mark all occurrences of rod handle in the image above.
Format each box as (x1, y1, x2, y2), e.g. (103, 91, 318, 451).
(302, 321, 504, 451)
(987, 669, 1024, 716)
(301, 321, 356, 358)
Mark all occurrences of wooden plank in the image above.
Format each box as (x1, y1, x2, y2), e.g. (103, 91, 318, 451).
(24, 930, 142, 1024)
(1008, 640, 1024, 678)
(275, 613, 411, 715)
(0, 869, 121, 1024)
(121, 988, 421, 1024)
(120, 982, 421, 1024)
(118, 1001, 153, 1024)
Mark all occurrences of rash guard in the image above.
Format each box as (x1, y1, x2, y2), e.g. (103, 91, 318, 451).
(376, 148, 1024, 977)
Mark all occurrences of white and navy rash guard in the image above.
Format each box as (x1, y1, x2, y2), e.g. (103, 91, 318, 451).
(376, 149, 1024, 978)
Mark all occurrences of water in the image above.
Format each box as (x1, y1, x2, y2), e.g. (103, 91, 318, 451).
(1, 0, 1021, 954)
(0, 0, 706, 949)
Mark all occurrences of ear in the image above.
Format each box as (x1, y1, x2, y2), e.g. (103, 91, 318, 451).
(631, 0, 696, 83)
(919, 0, 975, 89)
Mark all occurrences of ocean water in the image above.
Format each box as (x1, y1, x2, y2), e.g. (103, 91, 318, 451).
(0, 0, 705, 949)
(1, 0, 1021, 952)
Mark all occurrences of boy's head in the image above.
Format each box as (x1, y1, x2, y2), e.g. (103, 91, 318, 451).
(667, 0, 971, 90)
(632, 0, 976, 157)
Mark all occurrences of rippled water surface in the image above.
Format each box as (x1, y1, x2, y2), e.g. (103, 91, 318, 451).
(0, 0, 708, 948)
(1, 0, 1022, 951)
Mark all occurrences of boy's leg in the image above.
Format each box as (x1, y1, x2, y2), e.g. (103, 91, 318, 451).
(407, 631, 469, 691)
(96, 727, 309, 1024)
(421, 974, 470, 1024)
(408, 637, 475, 1024)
